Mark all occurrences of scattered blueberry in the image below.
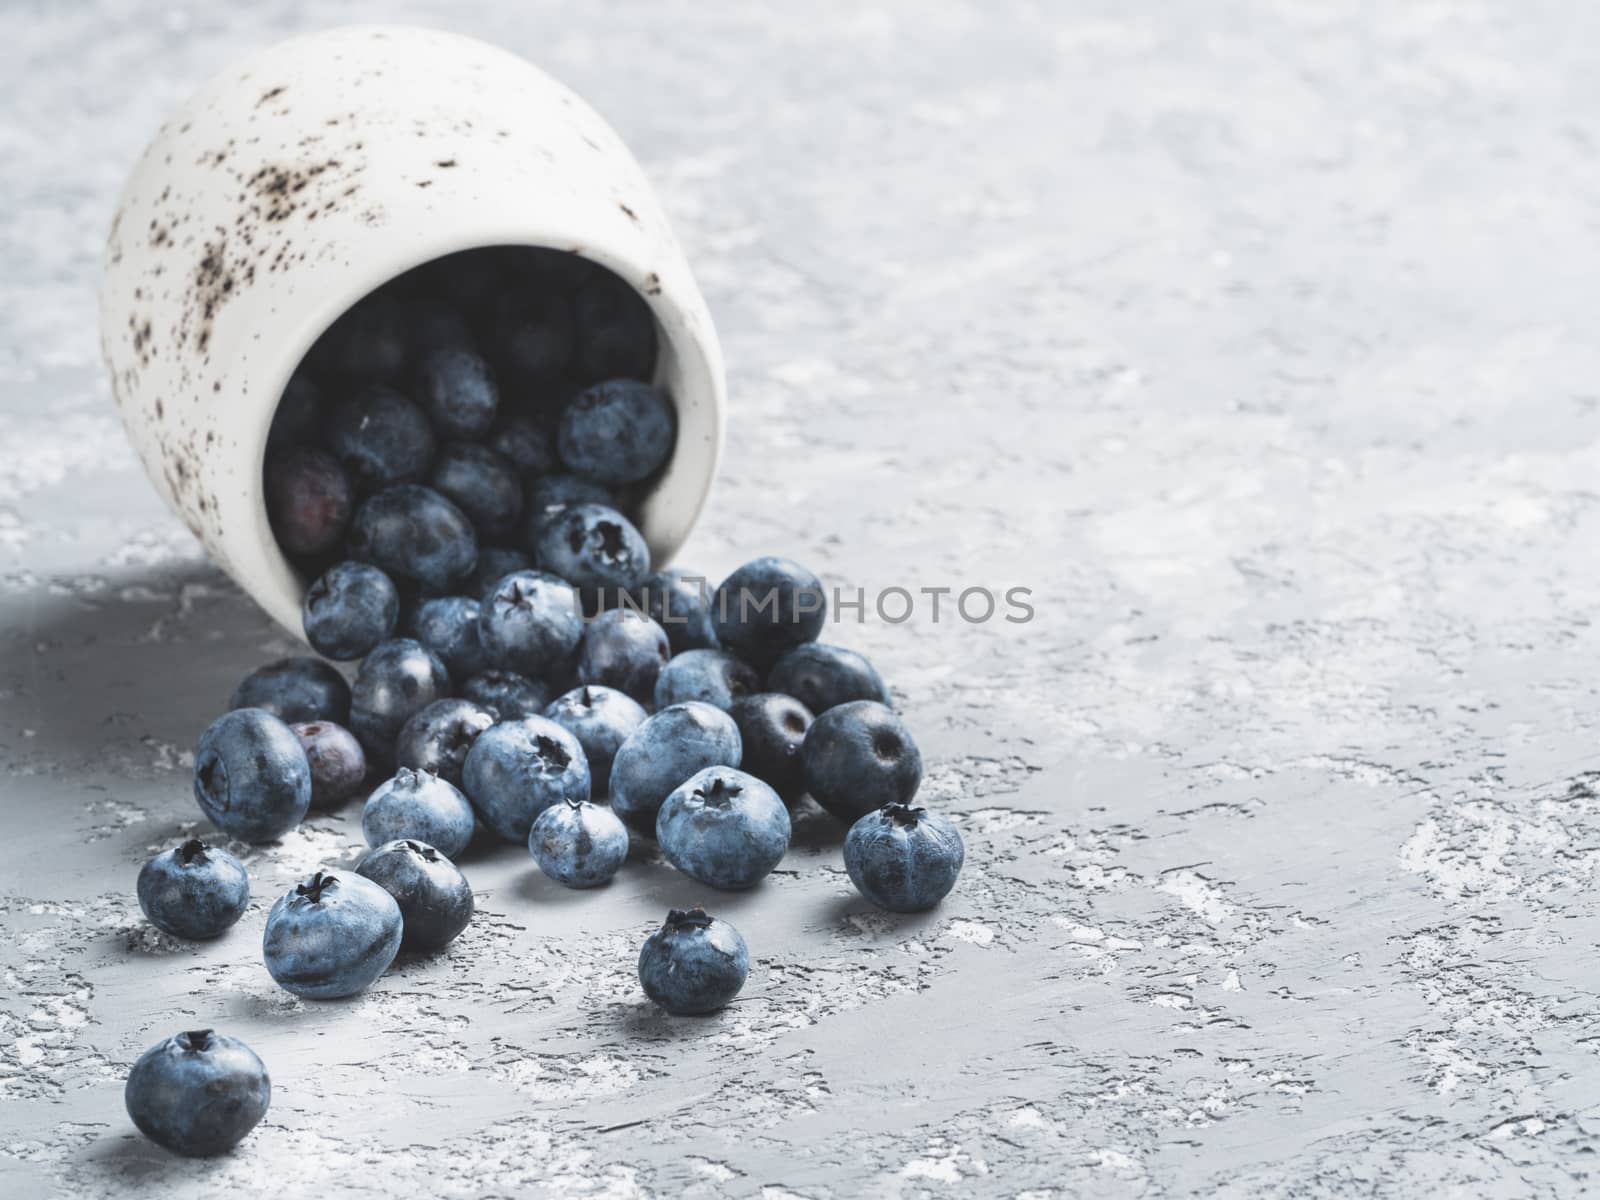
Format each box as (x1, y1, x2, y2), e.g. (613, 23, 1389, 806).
(291, 720, 368, 810)
(348, 638, 451, 764)
(302, 560, 400, 661)
(429, 442, 522, 540)
(727, 692, 814, 803)
(229, 656, 351, 725)
(642, 567, 719, 653)
(347, 484, 478, 594)
(542, 684, 646, 793)
(573, 272, 657, 381)
(356, 839, 474, 952)
(193, 708, 312, 843)
(712, 556, 828, 668)
(459, 668, 551, 720)
(124, 1030, 270, 1157)
(766, 642, 888, 714)
(801, 700, 922, 823)
(609, 701, 741, 830)
(534, 502, 650, 607)
(314, 289, 409, 381)
(489, 288, 573, 381)
(265, 446, 352, 557)
(653, 647, 760, 712)
(843, 803, 964, 912)
(362, 767, 476, 858)
(528, 797, 630, 888)
(462, 716, 591, 842)
(656, 766, 791, 890)
(394, 697, 495, 789)
(488, 413, 555, 476)
(262, 870, 403, 999)
(557, 379, 676, 485)
(136, 839, 250, 940)
(523, 474, 615, 539)
(637, 908, 747, 1016)
(465, 546, 534, 599)
(407, 595, 490, 680)
(477, 569, 583, 681)
(576, 608, 670, 703)
(325, 383, 435, 492)
(414, 345, 499, 439)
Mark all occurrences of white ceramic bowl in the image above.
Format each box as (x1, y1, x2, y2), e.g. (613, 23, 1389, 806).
(99, 25, 725, 636)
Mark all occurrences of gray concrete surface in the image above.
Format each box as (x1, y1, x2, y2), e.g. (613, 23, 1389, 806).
(3, 1, 1599, 1196)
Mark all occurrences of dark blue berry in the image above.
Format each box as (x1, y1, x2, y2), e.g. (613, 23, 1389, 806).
(576, 608, 670, 704)
(415, 345, 498, 439)
(230, 656, 350, 725)
(394, 698, 494, 788)
(542, 684, 646, 793)
(291, 720, 368, 810)
(727, 693, 813, 803)
(766, 642, 888, 714)
(459, 669, 551, 721)
(574, 272, 657, 382)
(656, 766, 790, 890)
(801, 700, 922, 823)
(843, 803, 964, 913)
(136, 839, 250, 940)
(609, 701, 741, 830)
(349, 638, 451, 765)
(488, 414, 556, 477)
(193, 708, 311, 843)
(324, 384, 435, 493)
(407, 595, 490, 680)
(642, 567, 719, 653)
(523, 474, 615, 539)
(429, 443, 522, 540)
(654, 648, 759, 712)
(489, 288, 573, 381)
(465, 547, 534, 599)
(637, 908, 747, 1016)
(356, 839, 474, 952)
(557, 379, 676, 485)
(712, 557, 827, 669)
(362, 767, 476, 857)
(265, 446, 353, 557)
(461, 716, 590, 842)
(302, 560, 400, 661)
(262, 870, 402, 999)
(477, 569, 583, 681)
(347, 484, 477, 594)
(529, 797, 629, 888)
(535, 503, 649, 608)
(124, 1030, 269, 1157)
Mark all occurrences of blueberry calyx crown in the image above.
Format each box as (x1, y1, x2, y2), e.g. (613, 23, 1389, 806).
(177, 1029, 214, 1052)
(692, 776, 742, 807)
(403, 840, 442, 862)
(664, 907, 714, 932)
(579, 686, 594, 708)
(881, 803, 927, 828)
(296, 871, 339, 903)
(533, 735, 570, 771)
(589, 520, 628, 563)
(175, 838, 209, 865)
(563, 795, 586, 811)
(394, 767, 425, 789)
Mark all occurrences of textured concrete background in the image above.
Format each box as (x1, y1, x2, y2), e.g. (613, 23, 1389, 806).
(3, 1, 1599, 1196)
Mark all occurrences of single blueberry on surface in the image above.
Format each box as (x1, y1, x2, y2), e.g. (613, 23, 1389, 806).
(488, 413, 556, 477)
(291, 720, 368, 810)
(230, 656, 351, 725)
(414, 345, 499, 439)
(576, 608, 671, 704)
(314, 289, 409, 380)
(801, 700, 923, 823)
(265, 446, 353, 557)
(429, 443, 523, 541)
(528, 797, 630, 888)
(609, 701, 741, 830)
(356, 839, 474, 952)
(362, 767, 476, 858)
(460, 669, 551, 720)
(727, 693, 814, 803)
(407, 595, 490, 680)
(766, 643, 889, 714)
(712, 557, 828, 669)
(642, 567, 719, 654)
(136, 839, 250, 940)
(462, 716, 591, 842)
(654, 647, 760, 712)
(557, 379, 676, 485)
(262, 870, 403, 999)
(656, 766, 791, 890)
(489, 287, 574, 381)
(542, 684, 646, 793)
(573, 271, 657, 381)
(394, 698, 495, 789)
(477, 569, 583, 681)
(348, 638, 451, 765)
(302, 560, 400, 661)
(523, 474, 616, 539)
(325, 383, 435, 493)
(267, 372, 321, 453)
(124, 1030, 270, 1157)
(465, 546, 534, 600)
(347, 484, 478, 594)
(637, 908, 748, 1016)
(535, 502, 650, 606)
(194, 708, 312, 843)
(843, 803, 964, 912)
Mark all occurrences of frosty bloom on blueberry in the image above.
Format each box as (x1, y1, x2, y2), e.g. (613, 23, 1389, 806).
(230, 655, 351, 725)
(656, 766, 791, 891)
(542, 684, 646, 793)
(302, 559, 400, 661)
(124, 1030, 270, 1157)
(137, 839, 250, 940)
(609, 701, 742, 830)
(262, 869, 403, 1000)
(529, 797, 630, 888)
(362, 767, 477, 858)
(395, 697, 496, 787)
(462, 715, 591, 842)
(193, 707, 312, 843)
(843, 803, 964, 913)
(357, 839, 474, 952)
(637, 908, 749, 1016)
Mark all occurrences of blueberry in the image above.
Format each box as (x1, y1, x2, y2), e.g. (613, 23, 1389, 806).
(576, 609, 670, 703)
(325, 384, 435, 493)
(801, 700, 922, 823)
(727, 693, 814, 803)
(465, 546, 534, 599)
(414, 345, 499, 439)
(557, 379, 676, 485)
(461, 716, 590, 842)
(394, 698, 495, 788)
(265, 446, 353, 558)
(356, 839, 474, 951)
(347, 484, 478, 594)
(291, 720, 368, 810)
(766, 642, 889, 714)
(528, 797, 629, 888)
(230, 656, 351, 725)
(349, 638, 451, 765)
(428, 443, 522, 540)
(574, 272, 657, 381)
(488, 414, 556, 477)
(136, 839, 250, 940)
(542, 685, 646, 793)
(654, 648, 760, 712)
(712, 557, 827, 669)
(523, 474, 615, 539)
(843, 803, 964, 912)
(194, 708, 311, 843)
(262, 870, 403, 999)
(609, 701, 741, 831)
(267, 373, 321, 453)
(460, 669, 551, 720)
(477, 569, 583, 681)
(656, 766, 790, 890)
(362, 767, 476, 857)
(642, 567, 719, 654)
(535, 503, 650, 608)
(302, 560, 400, 661)
(124, 1030, 269, 1157)
(637, 908, 747, 1016)
(407, 595, 490, 680)
(314, 289, 409, 380)
(489, 287, 573, 381)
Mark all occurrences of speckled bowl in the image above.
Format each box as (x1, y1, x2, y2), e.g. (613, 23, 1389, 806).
(98, 25, 725, 636)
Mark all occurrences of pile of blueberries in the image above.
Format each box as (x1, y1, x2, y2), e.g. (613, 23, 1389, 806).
(124, 249, 965, 1158)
